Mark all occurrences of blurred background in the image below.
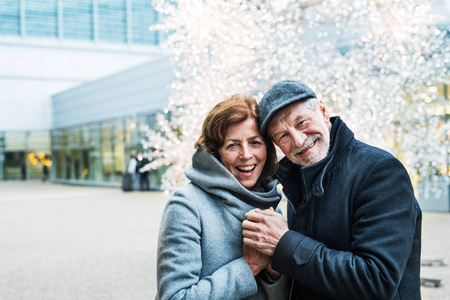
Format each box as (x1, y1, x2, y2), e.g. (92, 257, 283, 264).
(0, 0, 173, 190)
(0, 0, 450, 211)
(1, 0, 450, 299)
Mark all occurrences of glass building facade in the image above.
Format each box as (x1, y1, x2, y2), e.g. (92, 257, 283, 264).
(0, 111, 168, 188)
(0, 0, 168, 186)
(51, 112, 166, 188)
(0, 131, 51, 181)
(0, 0, 162, 45)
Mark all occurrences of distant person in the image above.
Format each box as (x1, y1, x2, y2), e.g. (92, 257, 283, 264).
(42, 165, 49, 182)
(127, 152, 140, 191)
(138, 152, 150, 191)
(157, 95, 288, 299)
(242, 80, 422, 299)
(21, 164, 26, 180)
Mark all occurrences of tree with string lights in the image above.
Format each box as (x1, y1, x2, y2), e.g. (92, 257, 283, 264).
(142, 0, 450, 191)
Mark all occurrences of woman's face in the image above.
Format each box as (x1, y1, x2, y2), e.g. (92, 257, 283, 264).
(218, 118, 267, 189)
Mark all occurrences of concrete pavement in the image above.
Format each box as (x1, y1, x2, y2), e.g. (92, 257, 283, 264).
(0, 182, 449, 299)
(0, 182, 168, 300)
(421, 211, 450, 299)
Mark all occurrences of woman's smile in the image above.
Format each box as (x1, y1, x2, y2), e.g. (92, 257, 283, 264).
(218, 118, 267, 189)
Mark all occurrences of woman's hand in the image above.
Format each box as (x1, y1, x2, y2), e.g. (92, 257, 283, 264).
(265, 259, 281, 280)
(243, 243, 270, 276)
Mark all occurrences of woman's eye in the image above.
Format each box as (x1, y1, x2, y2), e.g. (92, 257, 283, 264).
(227, 143, 237, 149)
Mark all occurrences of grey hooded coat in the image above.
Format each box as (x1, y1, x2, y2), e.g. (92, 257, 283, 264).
(156, 149, 288, 300)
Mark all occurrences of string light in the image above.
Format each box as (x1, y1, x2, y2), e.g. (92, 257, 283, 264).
(143, 0, 450, 192)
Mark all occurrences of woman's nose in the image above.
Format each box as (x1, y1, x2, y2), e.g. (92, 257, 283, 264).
(240, 145, 253, 159)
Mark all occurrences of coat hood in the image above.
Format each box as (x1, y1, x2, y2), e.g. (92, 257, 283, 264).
(185, 148, 282, 221)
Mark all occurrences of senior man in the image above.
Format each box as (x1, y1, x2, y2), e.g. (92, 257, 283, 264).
(243, 80, 422, 300)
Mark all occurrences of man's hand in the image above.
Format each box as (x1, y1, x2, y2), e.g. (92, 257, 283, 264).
(243, 244, 270, 276)
(242, 207, 289, 256)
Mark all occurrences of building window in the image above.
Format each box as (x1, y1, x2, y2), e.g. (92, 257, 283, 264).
(0, 131, 51, 181)
(4, 131, 26, 150)
(98, 0, 127, 43)
(131, 0, 159, 45)
(113, 142, 124, 181)
(0, 0, 164, 45)
(63, 0, 94, 41)
(50, 113, 165, 188)
(0, 0, 20, 36)
(25, 0, 58, 38)
(27, 131, 51, 180)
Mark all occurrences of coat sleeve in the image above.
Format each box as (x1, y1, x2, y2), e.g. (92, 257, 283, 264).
(259, 273, 290, 300)
(272, 156, 421, 300)
(257, 205, 290, 300)
(156, 190, 258, 300)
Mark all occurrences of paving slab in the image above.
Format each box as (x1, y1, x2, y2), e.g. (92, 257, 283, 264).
(421, 211, 450, 300)
(0, 182, 169, 300)
(0, 182, 449, 299)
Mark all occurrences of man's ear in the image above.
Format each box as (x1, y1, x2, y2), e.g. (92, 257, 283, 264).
(318, 100, 330, 122)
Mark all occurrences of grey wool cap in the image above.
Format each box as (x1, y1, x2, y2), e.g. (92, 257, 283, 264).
(258, 80, 316, 135)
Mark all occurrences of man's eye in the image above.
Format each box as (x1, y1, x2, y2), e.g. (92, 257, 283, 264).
(297, 121, 305, 127)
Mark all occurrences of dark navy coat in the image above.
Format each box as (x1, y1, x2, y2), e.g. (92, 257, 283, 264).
(272, 117, 422, 300)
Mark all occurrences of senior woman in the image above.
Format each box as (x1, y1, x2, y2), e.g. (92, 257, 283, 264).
(156, 95, 288, 299)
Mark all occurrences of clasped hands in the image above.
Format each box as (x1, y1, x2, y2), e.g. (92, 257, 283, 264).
(242, 207, 289, 278)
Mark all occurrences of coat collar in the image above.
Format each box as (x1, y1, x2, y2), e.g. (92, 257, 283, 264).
(185, 148, 282, 221)
(276, 117, 354, 210)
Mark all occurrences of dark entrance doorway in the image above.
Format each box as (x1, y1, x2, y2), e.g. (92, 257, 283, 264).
(3, 152, 26, 180)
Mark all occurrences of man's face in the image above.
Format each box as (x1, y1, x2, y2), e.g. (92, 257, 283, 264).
(267, 100, 332, 166)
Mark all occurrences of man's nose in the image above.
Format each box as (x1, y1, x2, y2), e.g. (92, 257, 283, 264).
(292, 130, 307, 148)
